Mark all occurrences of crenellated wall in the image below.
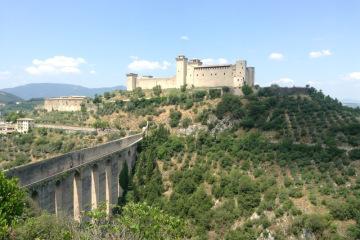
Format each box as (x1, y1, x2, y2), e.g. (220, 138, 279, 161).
(5, 133, 143, 221)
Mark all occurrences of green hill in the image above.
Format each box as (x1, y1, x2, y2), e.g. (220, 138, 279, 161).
(116, 86, 360, 239)
(0, 91, 22, 103)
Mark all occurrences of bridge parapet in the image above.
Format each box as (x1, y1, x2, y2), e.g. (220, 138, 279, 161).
(6, 132, 143, 187)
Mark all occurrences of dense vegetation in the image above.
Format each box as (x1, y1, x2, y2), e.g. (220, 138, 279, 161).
(121, 86, 360, 239)
(0, 128, 114, 169)
(1, 86, 360, 239)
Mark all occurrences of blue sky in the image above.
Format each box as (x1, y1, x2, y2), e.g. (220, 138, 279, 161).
(1, 0, 360, 101)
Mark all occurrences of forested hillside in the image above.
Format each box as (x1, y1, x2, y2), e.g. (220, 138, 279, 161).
(121, 86, 360, 239)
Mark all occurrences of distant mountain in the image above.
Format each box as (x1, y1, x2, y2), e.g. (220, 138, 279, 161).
(343, 102, 360, 108)
(0, 91, 22, 103)
(1, 83, 126, 100)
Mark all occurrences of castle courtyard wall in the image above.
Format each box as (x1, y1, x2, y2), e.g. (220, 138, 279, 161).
(136, 77, 176, 90)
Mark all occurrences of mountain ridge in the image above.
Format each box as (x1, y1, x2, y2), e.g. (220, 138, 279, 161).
(1, 83, 126, 100)
(0, 91, 23, 103)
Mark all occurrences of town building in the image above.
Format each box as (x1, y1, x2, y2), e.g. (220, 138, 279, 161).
(127, 55, 255, 91)
(17, 118, 35, 133)
(0, 122, 16, 134)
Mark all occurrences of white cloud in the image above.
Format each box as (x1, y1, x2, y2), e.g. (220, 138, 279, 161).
(309, 49, 332, 58)
(0, 71, 11, 79)
(180, 36, 189, 41)
(90, 70, 96, 74)
(347, 72, 360, 80)
(25, 56, 86, 75)
(202, 58, 228, 65)
(128, 58, 171, 71)
(269, 52, 284, 61)
(271, 77, 295, 87)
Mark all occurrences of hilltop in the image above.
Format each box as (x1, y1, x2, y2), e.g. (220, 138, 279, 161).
(1, 83, 126, 100)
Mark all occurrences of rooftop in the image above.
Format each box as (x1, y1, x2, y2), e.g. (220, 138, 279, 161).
(17, 118, 35, 121)
(194, 64, 232, 69)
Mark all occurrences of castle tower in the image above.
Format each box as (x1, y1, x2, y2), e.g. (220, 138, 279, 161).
(126, 73, 138, 91)
(234, 60, 247, 88)
(176, 55, 188, 88)
(246, 67, 255, 86)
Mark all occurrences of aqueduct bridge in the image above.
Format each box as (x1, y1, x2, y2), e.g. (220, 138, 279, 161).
(5, 132, 143, 221)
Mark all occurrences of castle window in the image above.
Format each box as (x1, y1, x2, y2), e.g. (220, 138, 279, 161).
(197, 74, 198, 76)
(224, 73, 226, 75)
(202, 74, 204, 76)
(215, 73, 217, 76)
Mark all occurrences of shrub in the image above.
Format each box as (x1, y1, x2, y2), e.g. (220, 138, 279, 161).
(349, 148, 360, 160)
(152, 85, 162, 97)
(169, 109, 182, 128)
(209, 89, 221, 99)
(181, 117, 192, 128)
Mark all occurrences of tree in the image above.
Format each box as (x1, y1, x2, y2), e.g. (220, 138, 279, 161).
(180, 84, 187, 92)
(0, 172, 26, 238)
(93, 94, 102, 104)
(133, 87, 145, 98)
(242, 84, 253, 96)
(215, 94, 244, 119)
(92, 119, 109, 130)
(103, 92, 111, 100)
(152, 85, 162, 97)
(120, 202, 186, 240)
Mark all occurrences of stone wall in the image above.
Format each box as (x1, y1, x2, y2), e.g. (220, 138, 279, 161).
(44, 98, 86, 112)
(192, 65, 235, 88)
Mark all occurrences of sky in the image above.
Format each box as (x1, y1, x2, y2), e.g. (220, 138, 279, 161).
(1, 0, 360, 101)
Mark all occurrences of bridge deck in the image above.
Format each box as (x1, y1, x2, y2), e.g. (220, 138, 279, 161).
(5, 133, 143, 188)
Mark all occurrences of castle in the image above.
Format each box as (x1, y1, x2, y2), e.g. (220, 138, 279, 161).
(127, 55, 255, 91)
(44, 96, 87, 112)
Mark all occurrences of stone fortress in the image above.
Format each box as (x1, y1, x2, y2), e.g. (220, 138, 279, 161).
(44, 96, 87, 112)
(127, 55, 255, 91)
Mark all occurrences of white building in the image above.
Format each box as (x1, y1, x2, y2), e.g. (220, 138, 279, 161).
(127, 55, 255, 91)
(16, 118, 35, 133)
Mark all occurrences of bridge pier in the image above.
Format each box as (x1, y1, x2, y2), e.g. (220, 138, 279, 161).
(91, 164, 99, 209)
(105, 160, 112, 215)
(73, 171, 82, 222)
(55, 180, 62, 216)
